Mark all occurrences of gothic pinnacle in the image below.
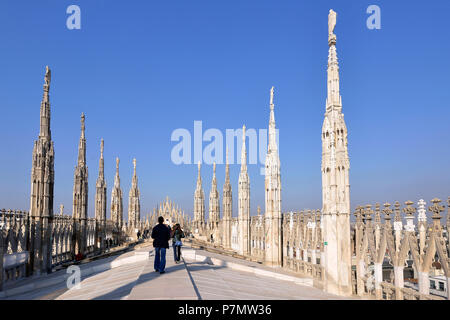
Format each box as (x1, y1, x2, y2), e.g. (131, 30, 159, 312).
(241, 125, 247, 171)
(39, 66, 52, 140)
(80, 112, 85, 139)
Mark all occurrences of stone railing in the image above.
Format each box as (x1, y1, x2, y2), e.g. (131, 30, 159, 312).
(0, 210, 29, 289)
(193, 209, 326, 285)
(0, 209, 146, 291)
(352, 197, 449, 300)
(282, 210, 324, 283)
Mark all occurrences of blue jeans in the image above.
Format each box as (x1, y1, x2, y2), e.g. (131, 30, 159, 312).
(172, 243, 177, 261)
(154, 247, 166, 272)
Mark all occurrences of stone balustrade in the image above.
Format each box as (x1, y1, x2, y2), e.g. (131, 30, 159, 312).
(0, 208, 151, 291)
(352, 197, 450, 300)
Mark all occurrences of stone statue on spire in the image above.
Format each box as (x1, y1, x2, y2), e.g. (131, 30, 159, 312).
(45, 65, 51, 87)
(328, 9, 337, 45)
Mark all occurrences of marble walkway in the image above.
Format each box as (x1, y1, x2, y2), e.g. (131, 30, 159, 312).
(2, 244, 345, 300)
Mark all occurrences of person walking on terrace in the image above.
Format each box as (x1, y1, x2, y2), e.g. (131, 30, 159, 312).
(172, 223, 185, 263)
(151, 216, 170, 274)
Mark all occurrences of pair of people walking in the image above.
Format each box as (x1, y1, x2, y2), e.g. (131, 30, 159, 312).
(151, 216, 185, 274)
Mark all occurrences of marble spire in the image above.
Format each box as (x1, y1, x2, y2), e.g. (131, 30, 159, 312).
(29, 66, 55, 273)
(222, 148, 233, 248)
(95, 139, 106, 222)
(128, 158, 141, 229)
(111, 157, 123, 228)
(209, 162, 220, 228)
(321, 9, 352, 296)
(72, 113, 88, 255)
(238, 125, 250, 255)
(264, 86, 282, 267)
(194, 161, 205, 232)
(73, 113, 88, 221)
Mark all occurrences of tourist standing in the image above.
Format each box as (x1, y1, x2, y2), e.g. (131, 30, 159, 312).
(151, 216, 170, 274)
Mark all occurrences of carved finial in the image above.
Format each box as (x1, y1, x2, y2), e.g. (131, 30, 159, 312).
(257, 206, 261, 215)
(375, 203, 381, 224)
(80, 113, 85, 137)
(116, 157, 120, 171)
(226, 147, 229, 165)
(382, 202, 392, 222)
(100, 139, 104, 157)
(213, 162, 216, 175)
(270, 86, 275, 108)
(403, 201, 416, 217)
(429, 198, 444, 223)
(365, 205, 373, 222)
(60, 204, 64, 216)
(133, 158, 137, 174)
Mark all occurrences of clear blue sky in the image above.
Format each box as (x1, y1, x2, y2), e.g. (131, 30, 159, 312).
(0, 0, 449, 220)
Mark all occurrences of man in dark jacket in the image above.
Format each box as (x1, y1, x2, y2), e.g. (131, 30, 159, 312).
(151, 216, 170, 274)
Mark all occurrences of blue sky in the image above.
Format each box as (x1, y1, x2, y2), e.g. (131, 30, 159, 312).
(0, 0, 449, 220)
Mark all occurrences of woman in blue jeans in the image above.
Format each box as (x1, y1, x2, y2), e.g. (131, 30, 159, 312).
(171, 224, 185, 263)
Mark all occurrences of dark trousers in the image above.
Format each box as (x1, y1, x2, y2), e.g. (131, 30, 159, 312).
(154, 247, 166, 272)
(172, 243, 181, 261)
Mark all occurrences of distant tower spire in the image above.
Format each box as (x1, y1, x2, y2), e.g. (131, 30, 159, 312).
(222, 147, 233, 248)
(209, 162, 220, 233)
(194, 161, 205, 233)
(128, 158, 141, 230)
(111, 157, 123, 228)
(240, 125, 247, 171)
(95, 139, 107, 223)
(73, 113, 88, 255)
(238, 125, 250, 255)
(268, 86, 277, 153)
